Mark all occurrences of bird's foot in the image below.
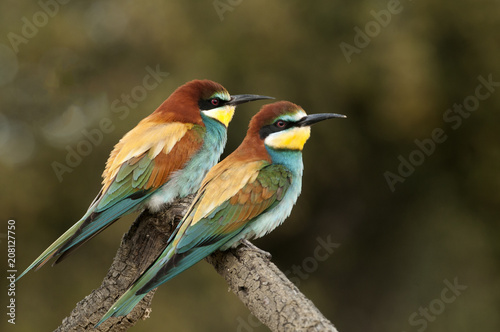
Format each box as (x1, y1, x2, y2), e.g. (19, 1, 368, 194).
(238, 239, 272, 260)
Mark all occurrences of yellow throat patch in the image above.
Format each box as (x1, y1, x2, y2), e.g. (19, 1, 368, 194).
(202, 105, 236, 127)
(265, 126, 311, 151)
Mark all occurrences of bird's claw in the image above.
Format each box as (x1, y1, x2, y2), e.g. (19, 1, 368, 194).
(239, 239, 272, 260)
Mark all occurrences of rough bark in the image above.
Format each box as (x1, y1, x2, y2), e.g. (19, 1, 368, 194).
(55, 196, 337, 332)
(207, 249, 337, 331)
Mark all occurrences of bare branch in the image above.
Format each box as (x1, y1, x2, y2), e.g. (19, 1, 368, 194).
(208, 248, 338, 331)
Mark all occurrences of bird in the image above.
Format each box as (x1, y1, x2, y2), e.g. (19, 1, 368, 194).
(17, 79, 272, 281)
(96, 100, 346, 326)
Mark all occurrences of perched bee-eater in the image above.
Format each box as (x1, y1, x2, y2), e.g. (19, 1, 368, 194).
(96, 101, 346, 325)
(17, 80, 271, 280)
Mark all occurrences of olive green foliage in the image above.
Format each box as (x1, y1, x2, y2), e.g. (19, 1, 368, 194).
(1, 0, 499, 331)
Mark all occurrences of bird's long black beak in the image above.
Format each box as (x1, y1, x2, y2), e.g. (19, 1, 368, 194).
(227, 94, 274, 106)
(297, 113, 347, 127)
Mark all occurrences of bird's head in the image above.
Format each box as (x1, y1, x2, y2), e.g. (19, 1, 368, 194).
(157, 80, 272, 127)
(248, 101, 346, 151)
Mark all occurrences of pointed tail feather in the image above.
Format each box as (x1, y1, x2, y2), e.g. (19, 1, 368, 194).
(15, 218, 86, 282)
(17, 198, 144, 282)
(96, 240, 229, 326)
(55, 197, 143, 258)
(95, 246, 177, 327)
(94, 284, 148, 327)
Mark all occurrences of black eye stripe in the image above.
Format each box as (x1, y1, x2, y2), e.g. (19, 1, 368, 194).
(259, 120, 294, 139)
(198, 97, 227, 110)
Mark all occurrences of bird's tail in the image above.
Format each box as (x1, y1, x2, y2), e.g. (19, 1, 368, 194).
(16, 198, 141, 282)
(95, 246, 177, 327)
(15, 217, 87, 281)
(94, 283, 148, 328)
(95, 236, 228, 327)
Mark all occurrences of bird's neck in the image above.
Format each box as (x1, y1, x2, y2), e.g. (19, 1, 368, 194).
(163, 112, 228, 200)
(200, 112, 228, 150)
(265, 147, 304, 176)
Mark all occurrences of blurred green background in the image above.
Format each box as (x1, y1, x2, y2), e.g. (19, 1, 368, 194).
(1, 0, 499, 331)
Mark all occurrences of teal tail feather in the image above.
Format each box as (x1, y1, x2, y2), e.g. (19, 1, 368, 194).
(94, 283, 149, 327)
(96, 240, 225, 326)
(15, 218, 86, 282)
(16, 197, 145, 282)
(95, 246, 177, 327)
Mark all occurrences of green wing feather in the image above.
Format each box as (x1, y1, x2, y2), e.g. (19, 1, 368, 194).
(175, 163, 293, 253)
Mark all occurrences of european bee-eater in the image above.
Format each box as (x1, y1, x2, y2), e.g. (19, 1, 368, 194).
(17, 80, 271, 280)
(96, 101, 346, 325)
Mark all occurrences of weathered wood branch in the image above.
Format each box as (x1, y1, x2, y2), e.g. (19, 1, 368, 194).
(55, 196, 337, 332)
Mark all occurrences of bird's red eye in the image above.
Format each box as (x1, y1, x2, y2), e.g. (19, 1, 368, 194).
(211, 98, 219, 106)
(276, 120, 286, 128)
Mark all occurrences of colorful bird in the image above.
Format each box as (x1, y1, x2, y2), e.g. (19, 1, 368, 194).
(96, 101, 346, 325)
(17, 80, 271, 280)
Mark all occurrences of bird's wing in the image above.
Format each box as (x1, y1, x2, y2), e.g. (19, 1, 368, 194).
(17, 121, 204, 278)
(96, 120, 204, 210)
(175, 161, 292, 251)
